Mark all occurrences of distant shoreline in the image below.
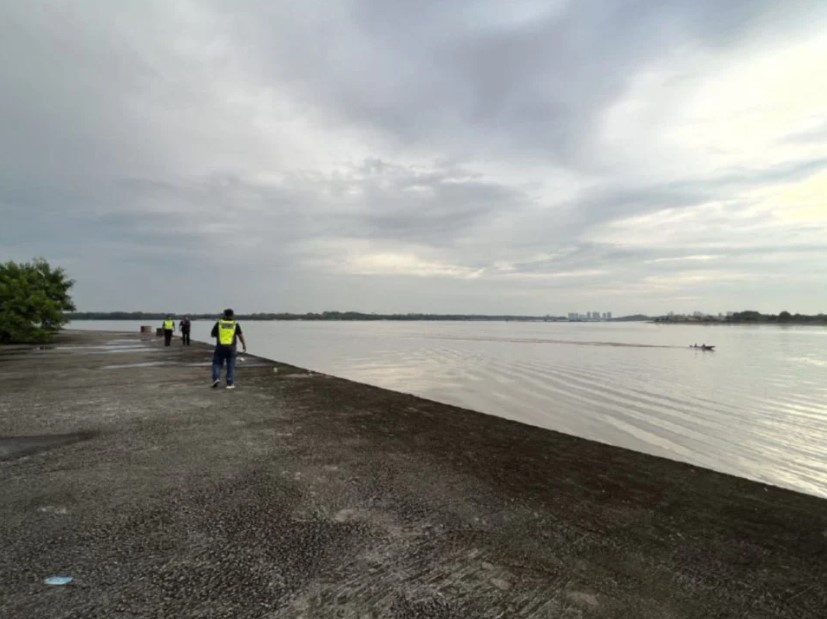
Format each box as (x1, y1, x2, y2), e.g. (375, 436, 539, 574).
(67, 312, 648, 323)
(66, 312, 826, 325)
(654, 310, 826, 326)
(654, 320, 827, 326)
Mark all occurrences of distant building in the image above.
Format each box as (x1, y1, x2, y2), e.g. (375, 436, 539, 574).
(568, 311, 613, 322)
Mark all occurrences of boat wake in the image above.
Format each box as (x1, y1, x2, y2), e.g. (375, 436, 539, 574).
(429, 335, 682, 349)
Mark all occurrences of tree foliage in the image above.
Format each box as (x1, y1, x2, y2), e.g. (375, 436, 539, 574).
(726, 310, 826, 324)
(0, 258, 76, 343)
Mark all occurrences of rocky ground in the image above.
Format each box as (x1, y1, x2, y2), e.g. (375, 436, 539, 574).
(1, 330, 825, 618)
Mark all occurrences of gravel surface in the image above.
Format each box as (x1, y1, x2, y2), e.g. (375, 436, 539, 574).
(1, 330, 825, 618)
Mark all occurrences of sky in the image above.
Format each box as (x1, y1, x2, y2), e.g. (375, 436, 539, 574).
(2, 1, 826, 316)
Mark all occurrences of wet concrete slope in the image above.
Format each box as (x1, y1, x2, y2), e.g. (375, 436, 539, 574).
(0, 330, 825, 618)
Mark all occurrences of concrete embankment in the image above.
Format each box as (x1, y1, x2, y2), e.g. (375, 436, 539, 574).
(1, 330, 825, 618)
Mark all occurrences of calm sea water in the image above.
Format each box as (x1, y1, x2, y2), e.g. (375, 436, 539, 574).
(70, 320, 827, 498)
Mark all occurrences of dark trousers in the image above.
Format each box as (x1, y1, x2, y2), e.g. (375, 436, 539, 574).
(164, 329, 173, 346)
(212, 346, 236, 384)
(181, 331, 191, 345)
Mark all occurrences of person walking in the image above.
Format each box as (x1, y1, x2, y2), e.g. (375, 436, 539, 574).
(162, 315, 175, 346)
(211, 308, 247, 389)
(179, 316, 192, 346)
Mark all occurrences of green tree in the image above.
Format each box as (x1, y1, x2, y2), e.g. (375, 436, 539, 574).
(0, 258, 76, 343)
(778, 310, 792, 322)
(732, 310, 762, 322)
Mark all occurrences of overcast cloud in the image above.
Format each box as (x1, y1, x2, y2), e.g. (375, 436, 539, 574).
(2, 0, 826, 315)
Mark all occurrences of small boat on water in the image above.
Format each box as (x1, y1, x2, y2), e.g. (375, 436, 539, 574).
(690, 344, 715, 351)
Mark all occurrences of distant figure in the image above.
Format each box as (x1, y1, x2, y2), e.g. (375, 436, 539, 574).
(210, 308, 247, 389)
(179, 316, 192, 346)
(162, 315, 175, 346)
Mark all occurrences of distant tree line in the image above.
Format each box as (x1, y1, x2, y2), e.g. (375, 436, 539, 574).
(68, 310, 570, 322)
(656, 310, 827, 324)
(725, 311, 827, 324)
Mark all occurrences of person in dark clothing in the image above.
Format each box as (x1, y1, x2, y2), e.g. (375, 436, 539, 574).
(210, 308, 247, 389)
(179, 316, 192, 345)
(162, 315, 174, 346)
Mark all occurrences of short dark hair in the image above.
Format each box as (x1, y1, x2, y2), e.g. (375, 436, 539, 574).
(223, 308, 234, 318)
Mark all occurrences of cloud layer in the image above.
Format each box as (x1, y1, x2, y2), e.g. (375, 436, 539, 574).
(2, 0, 826, 314)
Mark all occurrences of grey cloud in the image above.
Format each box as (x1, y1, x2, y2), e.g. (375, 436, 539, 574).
(218, 0, 827, 164)
(540, 156, 827, 240)
(781, 122, 827, 145)
(2, 1, 827, 314)
(327, 161, 529, 245)
(182, 160, 518, 236)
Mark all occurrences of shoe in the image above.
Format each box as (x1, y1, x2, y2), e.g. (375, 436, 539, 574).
(226, 384, 236, 390)
(211, 380, 220, 388)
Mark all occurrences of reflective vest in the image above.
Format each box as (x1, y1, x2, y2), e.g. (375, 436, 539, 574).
(163, 319, 174, 330)
(218, 319, 236, 346)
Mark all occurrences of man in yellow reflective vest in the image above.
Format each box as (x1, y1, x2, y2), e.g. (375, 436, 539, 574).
(162, 315, 175, 346)
(210, 308, 247, 389)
